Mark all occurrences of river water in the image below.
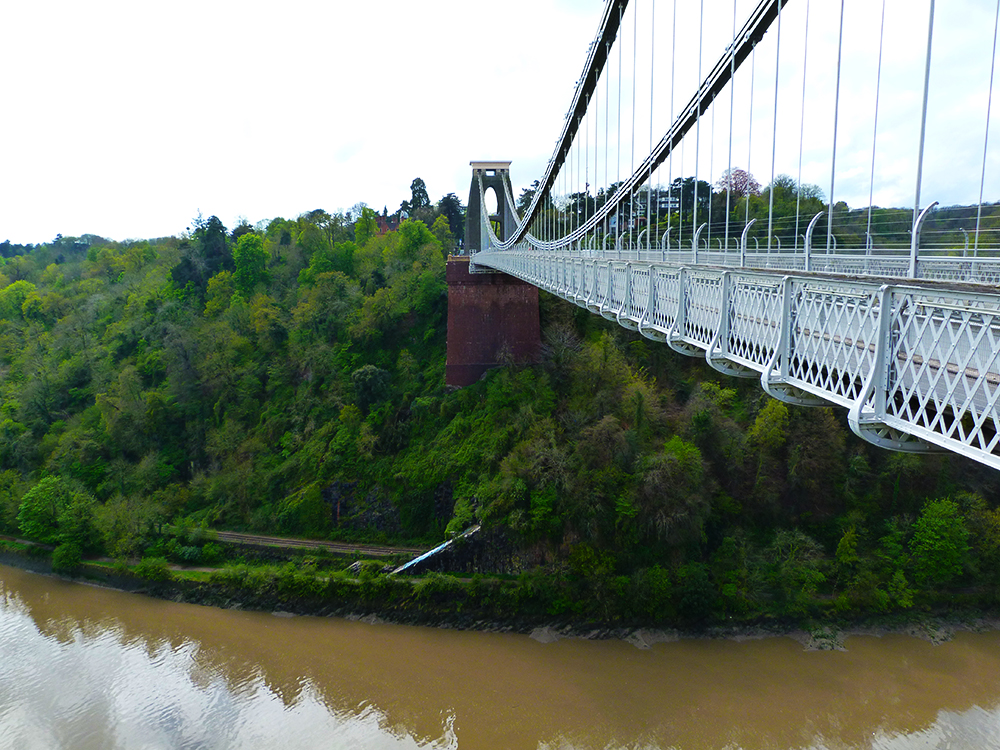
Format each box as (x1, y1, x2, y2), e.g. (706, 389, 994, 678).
(2, 565, 1000, 750)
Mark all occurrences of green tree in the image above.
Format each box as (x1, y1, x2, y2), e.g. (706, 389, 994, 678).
(352, 365, 391, 413)
(0, 280, 37, 320)
(353, 207, 379, 248)
(633, 435, 709, 545)
(407, 178, 430, 212)
(430, 215, 455, 257)
(517, 180, 540, 216)
(204, 271, 235, 317)
(194, 215, 230, 276)
(766, 529, 826, 615)
(909, 498, 970, 587)
(437, 193, 465, 241)
(233, 233, 269, 296)
(16, 476, 98, 550)
(17, 476, 70, 543)
(748, 399, 789, 453)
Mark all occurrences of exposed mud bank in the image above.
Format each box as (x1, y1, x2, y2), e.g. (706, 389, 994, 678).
(1, 547, 997, 650)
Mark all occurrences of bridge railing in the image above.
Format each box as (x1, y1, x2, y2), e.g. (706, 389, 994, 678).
(478, 239, 1000, 287)
(474, 247, 1000, 471)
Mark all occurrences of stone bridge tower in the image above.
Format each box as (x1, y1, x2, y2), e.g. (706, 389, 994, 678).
(446, 162, 541, 387)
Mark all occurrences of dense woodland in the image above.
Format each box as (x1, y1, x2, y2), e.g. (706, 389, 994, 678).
(3, 175, 1000, 626)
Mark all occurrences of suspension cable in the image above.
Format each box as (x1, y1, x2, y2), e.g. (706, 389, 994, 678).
(726, 0, 736, 254)
(746, 42, 756, 230)
(913, 0, 936, 228)
(693, 0, 705, 248)
(680, 139, 685, 248)
(866, 0, 887, 256)
(975, 0, 1000, 253)
(668, 0, 676, 241)
(708, 92, 715, 253)
(767, 0, 783, 253)
(828, 0, 845, 252)
(606, 41, 610, 244)
(649, 0, 656, 253)
(794, 0, 810, 251)
(617, 2, 623, 246)
(631, 1, 638, 251)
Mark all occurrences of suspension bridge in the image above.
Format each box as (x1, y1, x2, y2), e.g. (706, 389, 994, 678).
(448, 0, 1000, 471)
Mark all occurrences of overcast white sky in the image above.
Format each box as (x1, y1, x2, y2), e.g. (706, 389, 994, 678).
(1, 0, 997, 245)
(0, 0, 599, 244)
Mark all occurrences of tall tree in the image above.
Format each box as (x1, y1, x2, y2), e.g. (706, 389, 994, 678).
(353, 207, 379, 248)
(194, 215, 230, 276)
(233, 233, 269, 295)
(408, 178, 430, 211)
(517, 180, 540, 216)
(669, 177, 714, 214)
(437, 193, 465, 241)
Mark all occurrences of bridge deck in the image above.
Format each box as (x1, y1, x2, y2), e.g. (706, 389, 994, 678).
(473, 249, 1000, 470)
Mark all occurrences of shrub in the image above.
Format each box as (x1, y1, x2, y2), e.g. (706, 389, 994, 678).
(209, 563, 273, 595)
(134, 557, 173, 582)
(358, 572, 409, 604)
(413, 572, 464, 603)
(276, 563, 326, 599)
(202, 543, 224, 565)
(174, 545, 202, 564)
(52, 542, 82, 575)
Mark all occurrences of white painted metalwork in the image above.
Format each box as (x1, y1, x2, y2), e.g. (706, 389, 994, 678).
(475, 247, 1000, 470)
(462, 0, 1000, 470)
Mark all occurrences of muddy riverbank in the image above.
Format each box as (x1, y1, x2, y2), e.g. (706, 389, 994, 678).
(2, 544, 997, 651)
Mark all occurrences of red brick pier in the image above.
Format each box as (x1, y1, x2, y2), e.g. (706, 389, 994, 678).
(445, 257, 541, 387)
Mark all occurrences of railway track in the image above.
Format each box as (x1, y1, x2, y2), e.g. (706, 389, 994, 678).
(209, 530, 428, 558)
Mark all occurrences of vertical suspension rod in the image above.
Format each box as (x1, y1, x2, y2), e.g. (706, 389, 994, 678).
(827, 0, 845, 252)
(767, 0, 783, 253)
(694, 0, 705, 250)
(746, 43, 756, 229)
(726, 0, 736, 255)
(865, 0, 887, 257)
(974, 0, 999, 253)
(913, 0, 936, 225)
(649, 0, 656, 254)
(795, 0, 810, 251)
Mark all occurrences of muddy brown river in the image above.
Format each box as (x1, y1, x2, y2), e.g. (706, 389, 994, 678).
(2, 564, 1000, 749)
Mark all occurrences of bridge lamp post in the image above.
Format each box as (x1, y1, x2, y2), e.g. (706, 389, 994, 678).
(804, 211, 825, 273)
(740, 219, 756, 268)
(692, 223, 707, 265)
(908, 201, 939, 278)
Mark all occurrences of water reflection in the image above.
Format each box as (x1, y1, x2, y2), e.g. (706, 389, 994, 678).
(1, 564, 1000, 749)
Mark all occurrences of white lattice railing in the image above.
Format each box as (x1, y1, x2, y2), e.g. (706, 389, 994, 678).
(472, 248, 1000, 470)
(499, 243, 1000, 286)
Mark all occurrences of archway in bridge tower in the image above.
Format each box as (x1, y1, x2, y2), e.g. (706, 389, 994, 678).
(484, 186, 501, 239)
(465, 162, 518, 253)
